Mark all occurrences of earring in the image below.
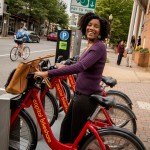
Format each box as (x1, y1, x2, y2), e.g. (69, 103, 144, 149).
(98, 35, 101, 39)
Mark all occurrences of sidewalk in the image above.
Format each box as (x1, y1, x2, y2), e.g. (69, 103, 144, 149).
(103, 49, 150, 149)
(37, 48, 150, 149)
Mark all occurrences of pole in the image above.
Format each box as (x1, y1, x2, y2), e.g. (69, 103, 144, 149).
(72, 14, 83, 57)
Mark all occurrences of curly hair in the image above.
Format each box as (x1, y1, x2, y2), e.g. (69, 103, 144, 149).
(78, 12, 110, 41)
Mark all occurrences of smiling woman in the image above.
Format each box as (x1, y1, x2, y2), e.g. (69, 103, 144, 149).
(34, 12, 110, 144)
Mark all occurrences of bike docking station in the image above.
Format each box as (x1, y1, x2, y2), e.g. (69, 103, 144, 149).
(0, 93, 16, 149)
(0, 93, 43, 149)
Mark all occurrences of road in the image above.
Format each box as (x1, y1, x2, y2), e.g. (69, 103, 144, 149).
(0, 37, 86, 149)
(0, 38, 68, 95)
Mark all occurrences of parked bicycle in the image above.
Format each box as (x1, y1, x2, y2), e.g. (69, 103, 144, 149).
(10, 44, 30, 61)
(9, 72, 146, 150)
(39, 59, 137, 134)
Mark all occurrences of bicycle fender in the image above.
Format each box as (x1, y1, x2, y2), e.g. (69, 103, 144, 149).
(107, 90, 133, 105)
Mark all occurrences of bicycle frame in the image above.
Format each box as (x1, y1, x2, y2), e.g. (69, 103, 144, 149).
(39, 74, 113, 127)
(10, 87, 107, 150)
(40, 76, 69, 113)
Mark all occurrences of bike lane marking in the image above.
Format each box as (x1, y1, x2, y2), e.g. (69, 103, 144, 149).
(0, 49, 55, 57)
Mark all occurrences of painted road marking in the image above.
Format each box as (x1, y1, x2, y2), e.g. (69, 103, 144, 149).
(0, 49, 55, 57)
(137, 101, 150, 110)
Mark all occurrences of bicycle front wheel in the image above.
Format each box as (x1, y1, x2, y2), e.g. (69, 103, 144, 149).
(96, 103, 137, 134)
(45, 91, 58, 126)
(23, 46, 30, 60)
(9, 110, 37, 150)
(10, 47, 19, 61)
(80, 127, 146, 150)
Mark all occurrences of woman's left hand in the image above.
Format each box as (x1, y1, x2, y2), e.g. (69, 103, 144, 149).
(34, 71, 48, 78)
(55, 63, 66, 69)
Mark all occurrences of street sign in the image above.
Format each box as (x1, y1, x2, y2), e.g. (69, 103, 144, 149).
(55, 30, 72, 62)
(70, 0, 96, 14)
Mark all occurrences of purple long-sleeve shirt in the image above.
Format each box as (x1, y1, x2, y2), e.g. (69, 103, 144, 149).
(48, 40, 106, 95)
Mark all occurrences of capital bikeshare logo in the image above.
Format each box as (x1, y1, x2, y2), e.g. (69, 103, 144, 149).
(76, 0, 95, 8)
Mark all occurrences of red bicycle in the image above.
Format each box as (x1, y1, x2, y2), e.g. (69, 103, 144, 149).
(39, 57, 137, 134)
(9, 72, 146, 150)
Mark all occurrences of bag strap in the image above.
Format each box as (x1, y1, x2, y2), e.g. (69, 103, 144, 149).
(23, 54, 55, 64)
(43, 77, 52, 89)
(38, 66, 52, 89)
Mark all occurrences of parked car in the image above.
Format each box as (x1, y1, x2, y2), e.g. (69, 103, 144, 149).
(47, 32, 57, 41)
(25, 31, 40, 43)
(14, 30, 40, 43)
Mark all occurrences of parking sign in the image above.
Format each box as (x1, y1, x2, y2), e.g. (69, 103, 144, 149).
(60, 31, 69, 41)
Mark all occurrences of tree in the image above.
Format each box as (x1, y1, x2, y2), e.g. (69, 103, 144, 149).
(5, 0, 69, 34)
(96, 0, 133, 46)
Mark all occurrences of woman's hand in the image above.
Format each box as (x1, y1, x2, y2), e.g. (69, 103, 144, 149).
(34, 71, 48, 78)
(55, 63, 66, 69)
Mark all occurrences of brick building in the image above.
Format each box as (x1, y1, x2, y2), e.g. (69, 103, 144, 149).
(127, 0, 150, 68)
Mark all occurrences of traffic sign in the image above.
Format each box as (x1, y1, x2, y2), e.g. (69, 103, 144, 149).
(70, 0, 96, 14)
(60, 31, 69, 41)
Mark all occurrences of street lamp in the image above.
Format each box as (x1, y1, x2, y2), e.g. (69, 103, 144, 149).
(109, 14, 113, 41)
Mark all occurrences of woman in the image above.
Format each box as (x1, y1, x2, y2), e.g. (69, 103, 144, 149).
(117, 40, 125, 65)
(35, 12, 110, 143)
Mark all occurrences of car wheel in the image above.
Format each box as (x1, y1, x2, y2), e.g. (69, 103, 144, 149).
(37, 38, 40, 43)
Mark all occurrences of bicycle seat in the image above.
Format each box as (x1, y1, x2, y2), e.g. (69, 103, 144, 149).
(90, 95, 116, 109)
(101, 76, 117, 87)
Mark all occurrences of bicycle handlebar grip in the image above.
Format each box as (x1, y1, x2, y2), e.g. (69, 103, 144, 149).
(56, 55, 64, 63)
(35, 76, 43, 84)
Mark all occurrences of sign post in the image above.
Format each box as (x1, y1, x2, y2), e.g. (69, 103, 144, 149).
(70, 0, 96, 14)
(55, 30, 72, 62)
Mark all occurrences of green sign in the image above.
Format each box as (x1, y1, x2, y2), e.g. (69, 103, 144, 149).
(70, 0, 96, 14)
(59, 41, 67, 50)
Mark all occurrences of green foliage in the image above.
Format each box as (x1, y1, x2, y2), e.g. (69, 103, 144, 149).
(5, 0, 69, 29)
(135, 46, 149, 53)
(95, 0, 133, 46)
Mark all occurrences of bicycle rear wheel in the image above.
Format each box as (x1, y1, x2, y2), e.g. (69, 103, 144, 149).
(10, 47, 19, 61)
(23, 46, 30, 60)
(80, 127, 146, 150)
(96, 103, 137, 134)
(9, 110, 37, 150)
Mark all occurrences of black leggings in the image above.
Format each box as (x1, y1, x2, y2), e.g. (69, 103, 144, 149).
(59, 93, 97, 143)
(117, 53, 123, 65)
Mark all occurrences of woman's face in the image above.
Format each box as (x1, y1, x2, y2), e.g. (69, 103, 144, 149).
(86, 19, 100, 41)
(121, 41, 124, 45)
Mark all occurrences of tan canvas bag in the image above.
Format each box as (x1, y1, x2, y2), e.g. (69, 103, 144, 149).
(5, 54, 54, 94)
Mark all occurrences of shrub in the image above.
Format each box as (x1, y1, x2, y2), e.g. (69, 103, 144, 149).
(135, 46, 149, 53)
